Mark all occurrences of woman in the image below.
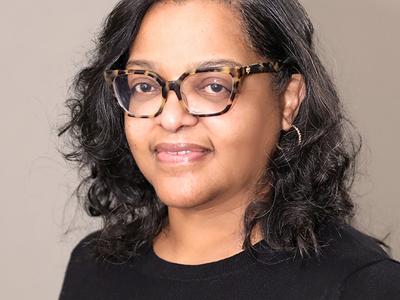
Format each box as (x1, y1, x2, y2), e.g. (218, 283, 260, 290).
(59, 0, 400, 299)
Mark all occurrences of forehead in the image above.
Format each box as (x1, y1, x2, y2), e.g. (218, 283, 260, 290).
(128, 0, 261, 74)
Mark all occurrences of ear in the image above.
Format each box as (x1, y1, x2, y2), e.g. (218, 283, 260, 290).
(280, 74, 306, 131)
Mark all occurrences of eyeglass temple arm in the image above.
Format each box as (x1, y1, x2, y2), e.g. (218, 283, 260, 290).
(241, 61, 284, 76)
(104, 70, 116, 88)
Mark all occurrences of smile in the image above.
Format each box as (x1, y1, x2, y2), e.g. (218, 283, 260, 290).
(155, 150, 211, 163)
(166, 150, 194, 155)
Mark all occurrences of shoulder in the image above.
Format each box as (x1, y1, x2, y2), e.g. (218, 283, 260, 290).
(59, 231, 117, 299)
(316, 224, 400, 299)
(338, 258, 400, 299)
(323, 223, 389, 261)
(66, 230, 103, 267)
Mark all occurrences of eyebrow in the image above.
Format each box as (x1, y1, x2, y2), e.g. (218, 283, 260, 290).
(125, 58, 243, 70)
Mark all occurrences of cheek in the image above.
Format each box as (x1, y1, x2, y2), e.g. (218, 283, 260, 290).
(213, 96, 280, 148)
(124, 120, 136, 150)
(207, 93, 281, 168)
(124, 118, 159, 186)
(124, 118, 149, 159)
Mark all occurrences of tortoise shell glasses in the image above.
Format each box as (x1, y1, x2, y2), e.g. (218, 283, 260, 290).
(104, 61, 283, 118)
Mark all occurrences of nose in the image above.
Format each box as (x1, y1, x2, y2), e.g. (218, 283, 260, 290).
(155, 89, 199, 132)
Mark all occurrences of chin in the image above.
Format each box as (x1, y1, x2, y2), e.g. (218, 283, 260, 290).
(149, 174, 210, 207)
(156, 192, 205, 209)
(154, 185, 214, 210)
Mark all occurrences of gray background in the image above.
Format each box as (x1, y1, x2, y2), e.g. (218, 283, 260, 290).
(0, 1, 399, 299)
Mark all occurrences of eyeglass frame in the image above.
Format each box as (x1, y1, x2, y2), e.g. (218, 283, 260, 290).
(104, 61, 283, 118)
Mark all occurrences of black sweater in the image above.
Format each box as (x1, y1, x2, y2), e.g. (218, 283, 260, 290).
(59, 224, 400, 299)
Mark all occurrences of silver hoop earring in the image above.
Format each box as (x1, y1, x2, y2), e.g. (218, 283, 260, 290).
(292, 124, 302, 146)
(276, 124, 302, 150)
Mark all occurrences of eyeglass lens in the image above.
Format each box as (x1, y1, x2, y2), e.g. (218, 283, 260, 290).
(113, 72, 234, 116)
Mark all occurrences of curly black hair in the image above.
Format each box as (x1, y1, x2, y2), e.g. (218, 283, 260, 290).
(59, 0, 363, 260)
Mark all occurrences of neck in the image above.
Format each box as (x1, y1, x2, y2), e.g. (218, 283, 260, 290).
(152, 194, 264, 265)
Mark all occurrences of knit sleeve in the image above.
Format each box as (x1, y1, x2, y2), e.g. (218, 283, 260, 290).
(338, 259, 400, 300)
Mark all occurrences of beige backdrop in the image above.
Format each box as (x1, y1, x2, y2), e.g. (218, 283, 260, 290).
(0, 1, 399, 299)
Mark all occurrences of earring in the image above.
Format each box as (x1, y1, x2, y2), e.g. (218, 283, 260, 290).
(276, 124, 302, 150)
(292, 125, 302, 145)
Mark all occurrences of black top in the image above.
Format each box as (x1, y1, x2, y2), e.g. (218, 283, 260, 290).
(59, 224, 400, 299)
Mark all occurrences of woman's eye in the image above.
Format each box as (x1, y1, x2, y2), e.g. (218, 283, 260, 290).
(206, 83, 224, 93)
(133, 83, 156, 93)
(202, 81, 231, 94)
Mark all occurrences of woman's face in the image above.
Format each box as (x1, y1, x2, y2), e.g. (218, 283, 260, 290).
(125, 0, 283, 210)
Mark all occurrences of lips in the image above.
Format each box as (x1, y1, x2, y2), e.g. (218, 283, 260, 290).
(154, 143, 212, 164)
(154, 143, 211, 153)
